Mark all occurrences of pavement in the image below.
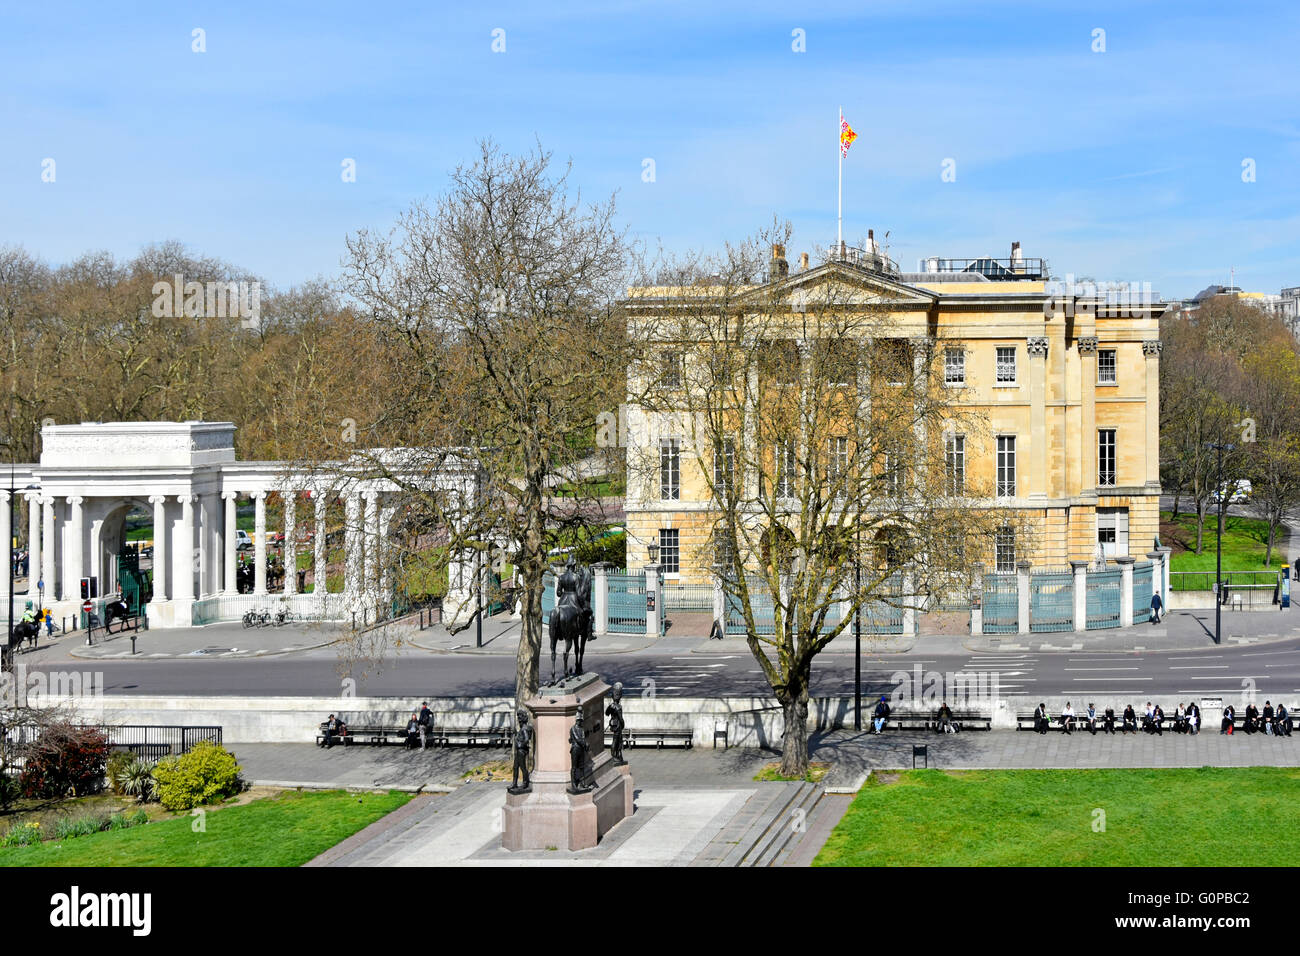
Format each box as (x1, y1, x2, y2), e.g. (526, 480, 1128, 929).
(241, 726, 1300, 867)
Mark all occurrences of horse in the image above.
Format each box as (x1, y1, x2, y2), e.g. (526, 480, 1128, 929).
(103, 599, 132, 634)
(11, 620, 39, 650)
(548, 564, 593, 682)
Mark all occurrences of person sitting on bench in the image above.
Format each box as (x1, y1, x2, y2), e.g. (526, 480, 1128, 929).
(405, 712, 422, 748)
(1085, 703, 1099, 735)
(1103, 706, 1116, 734)
(1263, 701, 1275, 736)
(322, 713, 347, 748)
(1142, 702, 1155, 733)
(1221, 704, 1236, 734)
(935, 701, 955, 734)
(1151, 704, 1165, 735)
(1122, 704, 1137, 734)
(1276, 703, 1292, 737)
(1244, 703, 1260, 734)
(1034, 702, 1050, 735)
(1060, 701, 1075, 734)
(1173, 703, 1188, 734)
(1188, 701, 1200, 735)
(872, 696, 891, 734)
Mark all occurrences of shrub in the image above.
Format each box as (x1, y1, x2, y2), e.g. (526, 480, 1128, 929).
(108, 812, 129, 830)
(0, 773, 21, 810)
(151, 742, 243, 811)
(121, 759, 156, 804)
(106, 751, 134, 795)
(2, 822, 42, 847)
(19, 723, 110, 799)
(130, 809, 148, 826)
(54, 815, 103, 841)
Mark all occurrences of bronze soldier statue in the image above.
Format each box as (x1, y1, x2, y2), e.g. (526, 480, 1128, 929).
(509, 710, 532, 793)
(568, 711, 590, 792)
(605, 682, 626, 764)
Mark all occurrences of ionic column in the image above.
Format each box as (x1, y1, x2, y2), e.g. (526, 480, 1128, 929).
(910, 336, 930, 499)
(41, 496, 55, 602)
(1027, 336, 1049, 500)
(222, 492, 238, 595)
(345, 493, 362, 603)
(1143, 340, 1162, 490)
(378, 500, 395, 600)
(25, 493, 40, 594)
(283, 492, 297, 595)
(65, 496, 84, 601)
(174, 495, 195, 602)
(252, 492, 267, 595)
(1071, 560, 1088, 632)
(313, 491, 327, 601)
(150, 495, 168, 601)
(363, 492, 379, 603)
(0, 492, 8, 599)
(1017, 560, 1031, 635)
(1078, 336, 1098, 496)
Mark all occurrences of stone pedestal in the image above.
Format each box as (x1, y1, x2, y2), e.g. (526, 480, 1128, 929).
(502, 673, 635, 851)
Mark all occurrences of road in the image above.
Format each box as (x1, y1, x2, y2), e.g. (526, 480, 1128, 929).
(25, 639, 1300, 702)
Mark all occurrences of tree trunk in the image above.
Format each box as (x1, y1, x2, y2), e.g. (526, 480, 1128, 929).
(1195, 503, 1206, 555)
(1266, 521, 1276, 568)
(778, 675, 811, 778)
(516, 565, 543, 711)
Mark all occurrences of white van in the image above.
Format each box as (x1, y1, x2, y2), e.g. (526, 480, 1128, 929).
(1210, 480, 1252, 504)
(235, 530, 253, 550)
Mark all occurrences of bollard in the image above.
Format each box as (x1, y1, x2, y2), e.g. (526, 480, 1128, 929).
(131, 634, 136, 654)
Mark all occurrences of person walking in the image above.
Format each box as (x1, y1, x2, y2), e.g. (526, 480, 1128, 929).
(1150, 590, 1163, 625)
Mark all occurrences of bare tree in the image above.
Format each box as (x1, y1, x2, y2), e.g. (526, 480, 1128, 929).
(631, 229, 1021, 776)
(335, 141, 631, 706)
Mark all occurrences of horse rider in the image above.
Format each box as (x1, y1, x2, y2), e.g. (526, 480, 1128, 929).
(20, 604, 35, 627)
(557, 555, 593, 638)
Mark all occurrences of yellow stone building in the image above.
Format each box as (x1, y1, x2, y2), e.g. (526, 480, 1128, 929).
(621, 239, 1166, 584)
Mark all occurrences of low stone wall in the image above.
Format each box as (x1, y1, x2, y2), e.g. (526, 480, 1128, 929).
(37, 691, 1298, 748)
(1167, 590, 1278, 612)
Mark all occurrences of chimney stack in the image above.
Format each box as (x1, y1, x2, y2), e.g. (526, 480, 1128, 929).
(770, 243, 789, 281)
(1011, 240, 1022, 262)
(799, 252, 809, 272)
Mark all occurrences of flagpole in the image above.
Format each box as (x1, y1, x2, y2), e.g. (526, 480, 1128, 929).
(837, 106, 843, 249)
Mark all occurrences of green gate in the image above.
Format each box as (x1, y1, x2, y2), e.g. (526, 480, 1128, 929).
(1030, 568, 1074, 633)
(725, 576, 775, 637)
(1086, 568, 1122, 630)
(116, 551, 152, 616)
(1132, 562, 1153, 624)
(982, 573, 1018, 634)
(607, 572, 648, 634)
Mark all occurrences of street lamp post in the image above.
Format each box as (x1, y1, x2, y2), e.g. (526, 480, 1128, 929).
(1206, 441, 1235, 646)
(854, 554, 861, 731)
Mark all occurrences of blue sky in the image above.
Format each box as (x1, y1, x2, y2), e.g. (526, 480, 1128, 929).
(2, 0, 1298, 299)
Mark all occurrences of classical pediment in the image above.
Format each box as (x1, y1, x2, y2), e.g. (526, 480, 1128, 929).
(746, 261, 937, 312)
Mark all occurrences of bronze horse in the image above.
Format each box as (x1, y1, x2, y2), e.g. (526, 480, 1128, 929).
(548, 560, 593, 682)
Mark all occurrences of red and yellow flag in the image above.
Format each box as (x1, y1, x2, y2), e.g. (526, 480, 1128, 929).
(840, 114, 857, 158)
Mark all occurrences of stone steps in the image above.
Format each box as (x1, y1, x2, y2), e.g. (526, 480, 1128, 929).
(315, 782, 490, 867)
(743, 782, 824, 867)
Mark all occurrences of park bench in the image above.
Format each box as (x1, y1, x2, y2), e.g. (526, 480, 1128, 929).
(875, 713, 991, 733)
(316, 720, 513, 748)
(603, 728, 694, 749)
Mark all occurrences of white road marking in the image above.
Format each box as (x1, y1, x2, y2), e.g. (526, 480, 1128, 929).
(1170, 665, 1229, 670)
(1064, 667, 1139, 671)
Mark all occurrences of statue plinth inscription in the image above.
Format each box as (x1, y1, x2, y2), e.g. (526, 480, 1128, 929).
(501, 673, 634, 852)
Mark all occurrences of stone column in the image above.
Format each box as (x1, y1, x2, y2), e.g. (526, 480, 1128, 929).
(25, 493, 40, 595)
(911, 337, 930, 499)
(593, 562, 610, 635)
(902, 569, 917, 637)
(1147, 550, 1164, 611)
(379, 501, 395, 602)
(0, 492, 8, 603)
(1143, 340, 1162, 491)
(41, 496, 55, 603)
(1071, 560, 1089, 632)
(363, 492, 379, 604)
(644, 563, 661, 638)
(1027, 336, 1049, 500)
(283, 492, 297, 596)
(313, 491, 328, 603)
(150, 495, 168, 601)
(65, 496, 84, 601)
(344, 493, 362, 604)
(1017, 560, 1031, 634)
(222, 492, 238, 594)
(1117, 555, 1135, 627)
(1078, 336, 1098, 497)
(175, 495, 195, 602)
(1157, 545, 1173, 603)
(253, 492, 267, 595)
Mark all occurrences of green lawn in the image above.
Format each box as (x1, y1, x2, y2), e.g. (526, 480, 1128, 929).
(1163, 511, 1287, 576)
(0, 789, 410, 867)
(815, 768, 1300, 867)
